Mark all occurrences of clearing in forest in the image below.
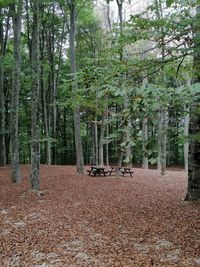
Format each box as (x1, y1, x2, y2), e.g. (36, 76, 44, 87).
(0, 165, 200, 267)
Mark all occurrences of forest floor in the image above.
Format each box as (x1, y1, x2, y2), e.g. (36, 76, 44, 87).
(0, 165, 200, 267)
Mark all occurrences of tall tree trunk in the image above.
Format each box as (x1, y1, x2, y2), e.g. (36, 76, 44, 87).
(142, 77, 148, 169)
(99, 116, 106, 166)
(124, 120, 132, 167)
(50, 2, 57, 164)
(186, 105, 200, 200)
(142, 116, 148, 169)
(10, 0, 23, 183)
(30, 0, 40, 190)
(106, 0, 112, 33)
(155, 0, 167, 175)
(160, 108, 167, 175)
(90, 122, 96, 165)
(157, 111, 161, 170)
(41, 66, 51, 165)
(184, 107, 189, 173)
(116, 0, 133, 166)
(94, 117, 98, 165)
(116, 0, 123, 61)
(0, 8, 6, 167)
(185, 5, 200, 200)
(40, 22, 51, 165)
(106, 102, 109, 166)
(184, 77, 191, 173)
(123, 92, 132, 167)
(68, 0, 84, 174)
(25, 0, 31, 60)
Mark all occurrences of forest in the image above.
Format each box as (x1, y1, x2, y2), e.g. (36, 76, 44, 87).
(0, 0, 200, 200)
(1, 1, 200, 266)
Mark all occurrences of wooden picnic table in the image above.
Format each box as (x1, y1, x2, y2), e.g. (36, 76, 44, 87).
(87, 166, 107, 176)
(109, 166, 133, 177)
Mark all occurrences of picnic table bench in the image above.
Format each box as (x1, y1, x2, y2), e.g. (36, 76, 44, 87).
(87, 166, 107, 176)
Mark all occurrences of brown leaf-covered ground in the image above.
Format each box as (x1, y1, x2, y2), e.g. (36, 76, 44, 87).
(0, 165, 200, 267)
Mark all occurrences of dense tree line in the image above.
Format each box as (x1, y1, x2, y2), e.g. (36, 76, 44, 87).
(0, 0, 199, 200)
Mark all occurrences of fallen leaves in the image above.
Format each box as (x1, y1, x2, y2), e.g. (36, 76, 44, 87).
(0, 165, 200, 266)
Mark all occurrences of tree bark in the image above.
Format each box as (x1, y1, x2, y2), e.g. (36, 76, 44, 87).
(142, 116, 148, 169)
(99, 116, 106, 166)
(116, 0, 123, 61)
(41, 65, 51, 165)
(10, 0, 23, 183)
(157, 111, 161, 170)
(94, 117, 98, 165)
(185, 5, 200, 200)
(184, 107, 189, 173)
(0, 8, 6, 167)
(106, 0, 112, 33)
(106, 103, 109, 166)
(68, 0, 84, 174)
(160, 108, 167, 175)
(49, 2, 57, 164)
(186, 106, 200, 200)
(155, 0, 167, 175)
(30, 0, 40, 190)
(40, 22, 51, 165)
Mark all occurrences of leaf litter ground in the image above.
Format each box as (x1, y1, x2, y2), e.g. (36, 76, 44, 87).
(0, 165, 200, 267)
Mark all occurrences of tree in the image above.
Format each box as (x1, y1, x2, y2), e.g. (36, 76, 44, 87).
(10, 0, 23, 183)
(0, 7, 8, 167)
(30, 0, 40, 190)
(67, 0, 84, 174)
(185, 5, 200, 201)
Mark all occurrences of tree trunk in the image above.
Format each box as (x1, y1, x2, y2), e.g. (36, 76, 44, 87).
(40, 25, 51, 165)
(106, 103, 109, 166)
(68, 0, 84, 174)
(50, 3, 57, 164)
(0, 8, 6, 167)
(186, 107, 200, 200)
(25, 0, 32, 60)
(160, 108, 167, 175)
(106, 0, 112, 33)
(157, 111, 161, 170)
(155, 0, 167, 175)
(30, 0, 40, 190)
(124, 120, 132, 167)
(41, 66, 51, 165)
(90, 122, 96, 165)
(94, 117, 98, 165)
(99, 116, 106, 166)
(116, 0, 133, 166)
(10, 1, 23, 183)
(116, 0, 123, 60)
(184, 107, 189, 173)
(185, 5, 200, 200)
(142, 116, 148, 169)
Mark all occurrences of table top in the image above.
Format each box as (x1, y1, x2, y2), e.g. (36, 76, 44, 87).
(110, 166, 131, 170)
(91, 166, 105, 169)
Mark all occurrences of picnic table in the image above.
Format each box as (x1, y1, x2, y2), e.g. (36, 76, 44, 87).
(109, 166, 133, 177)
(87, 166, 133, 177)
(87, 166, 107, 176)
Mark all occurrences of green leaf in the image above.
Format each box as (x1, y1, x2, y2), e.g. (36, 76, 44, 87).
(166, 0, 174, 7)
(190, 83, 200, 95)
(0, 0, 15, 7)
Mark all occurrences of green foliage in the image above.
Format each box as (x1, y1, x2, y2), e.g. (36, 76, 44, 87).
(0, 0, 15, 8)
(2, 0, 198, 167)
(166, 0, 174, 7)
